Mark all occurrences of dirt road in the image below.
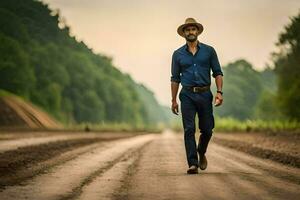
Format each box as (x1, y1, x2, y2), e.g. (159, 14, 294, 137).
(0, 130, 299, 200)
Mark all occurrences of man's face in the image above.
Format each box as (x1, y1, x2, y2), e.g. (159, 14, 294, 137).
(183, 25, 199, 42)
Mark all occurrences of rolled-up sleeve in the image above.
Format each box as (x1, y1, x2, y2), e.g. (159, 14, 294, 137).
(170, 51, 181, 83)
(210, 47, 223, 78)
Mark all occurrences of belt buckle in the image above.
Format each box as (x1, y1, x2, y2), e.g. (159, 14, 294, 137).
(193, 87, 200, 92)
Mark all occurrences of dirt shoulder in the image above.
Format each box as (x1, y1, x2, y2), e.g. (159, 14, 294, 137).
(0, 132, 136, 189)
(212, 132, 300, 168)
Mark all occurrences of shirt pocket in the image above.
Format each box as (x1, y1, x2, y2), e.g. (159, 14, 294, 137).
(194, 54, 210, 82)
(195, 53, 210, 68)
(194, 65, 210, 82)
(179, 58, 194, 82)
(179, 57, 193, 69)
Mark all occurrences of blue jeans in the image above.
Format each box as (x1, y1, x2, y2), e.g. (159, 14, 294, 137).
(179, 88, 215, 167)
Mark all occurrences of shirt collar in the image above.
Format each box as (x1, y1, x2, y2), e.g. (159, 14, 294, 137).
(184, 40, 201, 52)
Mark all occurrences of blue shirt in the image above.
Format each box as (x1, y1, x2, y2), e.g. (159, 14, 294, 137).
(170, 41, 223, 86)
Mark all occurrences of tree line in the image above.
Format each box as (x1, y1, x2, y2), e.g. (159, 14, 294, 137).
(213, 10, 300, 121)
(0, 0, 168, 126)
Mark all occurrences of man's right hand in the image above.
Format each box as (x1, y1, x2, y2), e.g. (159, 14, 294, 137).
(171, 101, 179, 115)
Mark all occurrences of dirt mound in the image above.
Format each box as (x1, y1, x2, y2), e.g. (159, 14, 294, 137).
(0, 95, 62, 129)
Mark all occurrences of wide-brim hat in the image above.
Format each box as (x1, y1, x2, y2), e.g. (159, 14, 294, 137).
(177, 18, 204, 37)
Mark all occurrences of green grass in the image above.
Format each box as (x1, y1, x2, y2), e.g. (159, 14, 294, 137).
(0, 89, 15, 97)
(168, 117, 300, 134)
(214, 117, 300, 133)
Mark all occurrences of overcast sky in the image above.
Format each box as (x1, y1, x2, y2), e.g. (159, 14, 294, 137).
(44, 0, 300, 106)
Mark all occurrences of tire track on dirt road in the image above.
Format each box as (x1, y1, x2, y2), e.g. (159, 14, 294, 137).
(0, 138, 112, 188)
(0, 132, 132, 153)
(0, 134, 157, 200)
(0, 133, 135, 188)
(75, 142, 146, 200)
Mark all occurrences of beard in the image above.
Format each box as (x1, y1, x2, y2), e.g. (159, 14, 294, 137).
(185, 34, 198, 42)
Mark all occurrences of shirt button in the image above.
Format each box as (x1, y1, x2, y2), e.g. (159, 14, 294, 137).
(194, 64, 196, 66)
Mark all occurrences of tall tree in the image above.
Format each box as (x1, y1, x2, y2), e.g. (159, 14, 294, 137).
(273, 11, 300, 120)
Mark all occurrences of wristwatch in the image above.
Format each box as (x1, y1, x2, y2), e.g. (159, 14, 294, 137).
(217, 90, 223, 95)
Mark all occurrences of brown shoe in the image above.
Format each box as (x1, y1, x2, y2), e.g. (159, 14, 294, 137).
(199, 155, 207, 170)
(187, 165, 198, 174)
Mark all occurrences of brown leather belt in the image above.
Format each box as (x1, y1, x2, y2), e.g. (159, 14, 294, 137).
(183, 85, 210, 93)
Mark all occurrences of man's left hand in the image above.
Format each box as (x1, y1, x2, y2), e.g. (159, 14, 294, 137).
(214, 93, 223, 106)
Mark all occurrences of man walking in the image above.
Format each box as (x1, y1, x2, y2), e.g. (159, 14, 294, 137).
(171, 18, 224, 174)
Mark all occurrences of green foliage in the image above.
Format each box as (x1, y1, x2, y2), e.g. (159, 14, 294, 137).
(134, 83, 169, 125)
(0, 0, 166, 127)
(214, 59, 263, 120)
(166, 116, 300, 134)
(252, 67, 282, 120)
(259, 67, 277, 92)
(0, 33, 35, 98)
(253, 90, 283, 120)
(0, 8, 30, 43)
(273, 11, 300, 120)
(214, 117, 300, 133)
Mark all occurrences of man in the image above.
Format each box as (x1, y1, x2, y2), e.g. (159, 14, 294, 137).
(170, 18, 224, 174)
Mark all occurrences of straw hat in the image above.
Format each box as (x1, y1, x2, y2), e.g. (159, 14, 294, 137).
(177, 18, 204, 37)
